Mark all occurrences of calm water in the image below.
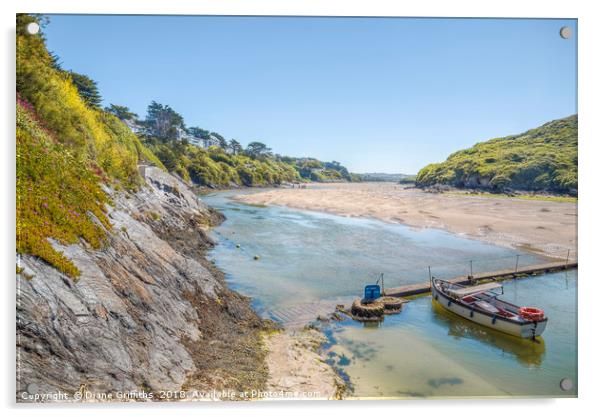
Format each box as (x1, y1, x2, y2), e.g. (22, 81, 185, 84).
(203, 190, 577, 398)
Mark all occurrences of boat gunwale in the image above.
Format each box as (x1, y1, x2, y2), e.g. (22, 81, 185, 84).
(431, 277, 548, 326)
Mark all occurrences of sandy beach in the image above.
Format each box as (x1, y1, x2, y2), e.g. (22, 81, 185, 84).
(264, 329, 344, 400)
(235, 182, 577, 259)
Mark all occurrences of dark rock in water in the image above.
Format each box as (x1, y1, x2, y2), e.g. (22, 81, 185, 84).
(350, 298, 384, 322)
(16, 167, 268, 401)
(377, 296, 404, 314)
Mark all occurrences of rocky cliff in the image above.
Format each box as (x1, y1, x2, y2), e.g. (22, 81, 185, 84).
(17, 167, 270, 401)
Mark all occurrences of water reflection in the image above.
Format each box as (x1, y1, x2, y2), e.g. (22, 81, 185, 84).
(431, 300, 546, 367)
(361, 321, 383, 329)
(203, 191, 576, 398)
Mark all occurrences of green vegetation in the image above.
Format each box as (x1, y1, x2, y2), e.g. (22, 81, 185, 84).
(358, 173, 415, 183)
(68, 71, 103, 108)
(142, 101, 185, 141)
(15, 13, 355, 277)
(132, 100, 356, 186)
(17, 100, 110, 278)
(448, 191, 577, 203)
(16, 14, 163, 277)
(416, 115, 577, 194)
(105, 104, 138, 121)
(281, 158, 359, 182)
(398, 175, 416, 184)
(144, 137, 300, 187)
(16, 14, 162, 188)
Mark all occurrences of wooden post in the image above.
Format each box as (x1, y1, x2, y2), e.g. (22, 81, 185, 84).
(515, 255, 520, 272)
(428, 266, 432, 280)
(566, 249, 570, 267)
(469, 260, 473, 277)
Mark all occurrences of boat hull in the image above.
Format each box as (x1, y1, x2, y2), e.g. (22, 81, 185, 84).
(432, 282, 547, 339)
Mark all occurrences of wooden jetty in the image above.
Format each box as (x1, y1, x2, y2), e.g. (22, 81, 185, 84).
(384, 260, 578, 298)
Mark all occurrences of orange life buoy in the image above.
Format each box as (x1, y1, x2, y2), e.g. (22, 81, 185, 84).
(519, 306, 545, 321)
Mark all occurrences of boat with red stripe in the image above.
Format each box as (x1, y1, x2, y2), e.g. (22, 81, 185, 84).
(431, 277, 547, 339)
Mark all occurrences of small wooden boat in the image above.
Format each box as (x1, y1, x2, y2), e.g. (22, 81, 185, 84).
(431, 277, 547, 339)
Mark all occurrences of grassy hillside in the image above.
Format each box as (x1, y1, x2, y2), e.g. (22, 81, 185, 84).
(134, 124, 355, 186)
(282, 157, 359, 182)
(16, 15, 163, 188)
(16, 14, 164, 277)
(145, 139, 301, 187)
(415, 115, 577, 194)
(141, 138, 357, 187)
(16, 99, 111, 278)
(15, 14, 356, 276)
(144, 138, 357, 187)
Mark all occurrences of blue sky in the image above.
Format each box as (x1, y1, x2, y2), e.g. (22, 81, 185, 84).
(44, 15, 577, 173)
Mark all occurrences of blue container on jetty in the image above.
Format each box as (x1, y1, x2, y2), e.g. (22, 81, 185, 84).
(364, 284, 381, 302)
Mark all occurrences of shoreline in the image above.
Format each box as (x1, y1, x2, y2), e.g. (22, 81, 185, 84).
(232, 182, 577, 260)
(200, 190, 346, 399)
(17, 167, 274, 401)
(199, 181, 578, 399)
(263, 328, 346, 400)
(17, 166, 345, 402)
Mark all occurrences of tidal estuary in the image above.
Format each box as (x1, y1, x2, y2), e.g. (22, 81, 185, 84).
(203, 190, 577, 398)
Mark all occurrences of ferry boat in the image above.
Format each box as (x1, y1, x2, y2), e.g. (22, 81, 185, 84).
(431, 277, 547, 339)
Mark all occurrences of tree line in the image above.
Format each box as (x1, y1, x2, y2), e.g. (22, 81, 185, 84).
(104, 100, 275, 160)
(41, 21, 356, 187)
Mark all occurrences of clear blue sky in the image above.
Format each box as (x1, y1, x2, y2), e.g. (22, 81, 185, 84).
(44, 15, 577, 173)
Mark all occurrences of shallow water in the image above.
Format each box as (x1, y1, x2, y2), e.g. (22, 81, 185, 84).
(324, 271, 576, 398)
(203, 190, 577, 398)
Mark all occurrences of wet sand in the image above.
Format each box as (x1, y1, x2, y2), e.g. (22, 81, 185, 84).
(264, 329, 344, 400)
(235, 182, 577, 258)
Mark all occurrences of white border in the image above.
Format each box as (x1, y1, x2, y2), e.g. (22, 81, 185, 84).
(3, 1, 601, 416)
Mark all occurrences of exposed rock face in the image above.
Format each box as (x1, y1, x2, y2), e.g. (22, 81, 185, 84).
(17, 167, 268, 402)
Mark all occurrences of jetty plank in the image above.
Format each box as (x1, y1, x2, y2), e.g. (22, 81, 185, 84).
(384, 261, 577, 298)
